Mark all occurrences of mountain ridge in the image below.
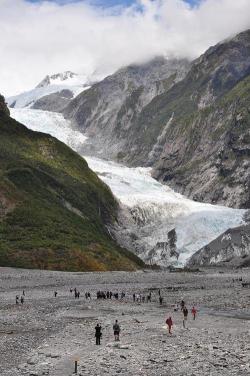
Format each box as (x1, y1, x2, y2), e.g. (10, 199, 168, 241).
(63, 57, 190, 160)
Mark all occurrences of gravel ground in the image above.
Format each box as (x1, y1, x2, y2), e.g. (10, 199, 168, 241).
(0, 267, 250, 376)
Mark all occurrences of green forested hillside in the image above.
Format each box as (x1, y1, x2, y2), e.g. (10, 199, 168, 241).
(0, 97, 143, 271)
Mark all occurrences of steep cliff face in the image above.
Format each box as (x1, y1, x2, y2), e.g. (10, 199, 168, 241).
(188, 223, 250, 268)
(151, 30, 250, 208)
(152, 75, 250, 208)
(63, 57, 190, 160)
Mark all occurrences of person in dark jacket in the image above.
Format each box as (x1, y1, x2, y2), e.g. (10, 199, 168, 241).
(183, 306, 188, 328)
(166, 316, 173, 334)
(113, 320, 121, 341)
(95, 323, 102, 345)
(181, 300, 185, 311)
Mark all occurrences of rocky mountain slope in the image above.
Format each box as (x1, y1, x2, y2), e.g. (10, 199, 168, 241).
(0, 95, 143, 271)
(63, 30, 250, 209)
(151, 30, 250, 209)
(63, 57, 190, 159)
(188, 223, 250, 268)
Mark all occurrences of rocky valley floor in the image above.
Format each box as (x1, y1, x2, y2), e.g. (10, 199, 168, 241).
(0, 268, 250, 376)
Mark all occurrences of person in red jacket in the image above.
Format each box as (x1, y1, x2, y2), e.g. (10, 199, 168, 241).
(166, 316, 173, 334)
(191, 306, 197, 320)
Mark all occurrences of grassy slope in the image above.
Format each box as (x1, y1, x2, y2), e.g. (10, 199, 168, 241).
(0, 110, 144, 271)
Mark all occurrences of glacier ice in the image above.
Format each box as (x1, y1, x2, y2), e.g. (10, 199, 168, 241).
(10, 108, 246, 266)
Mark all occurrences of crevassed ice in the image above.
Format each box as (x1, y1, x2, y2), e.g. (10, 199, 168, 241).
(10, 109, 87, 148)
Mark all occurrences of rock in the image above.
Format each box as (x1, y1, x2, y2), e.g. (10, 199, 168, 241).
(27, 357, 37, 365)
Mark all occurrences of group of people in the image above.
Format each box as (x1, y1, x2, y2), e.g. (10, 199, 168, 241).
(95, 320, 121, 345)
(15, 290, 25, 305)
(54, 288, 165, 304)
(95, 301, 197, 345)
(96, 291, 125, 300)
(132, 292, 152, 303)
(69, 288, 81, 299)
(165, 300, 197, 334)
(15, 286, 198, 344)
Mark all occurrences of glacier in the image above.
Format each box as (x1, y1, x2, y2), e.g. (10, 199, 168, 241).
(10, 108, 246, 266)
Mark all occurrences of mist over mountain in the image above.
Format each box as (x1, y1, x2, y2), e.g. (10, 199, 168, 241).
(1, 0, 250, 96)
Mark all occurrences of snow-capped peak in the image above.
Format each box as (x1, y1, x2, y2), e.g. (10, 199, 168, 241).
(7, 71, 91, 109)
(36, 71, 83, 88)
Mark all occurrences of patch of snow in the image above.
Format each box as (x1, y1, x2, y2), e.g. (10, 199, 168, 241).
(221, 233, 232, 242)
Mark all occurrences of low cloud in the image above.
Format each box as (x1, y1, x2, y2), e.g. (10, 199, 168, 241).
(1, 0, 250, 96)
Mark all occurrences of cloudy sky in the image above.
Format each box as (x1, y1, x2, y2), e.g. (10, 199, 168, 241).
(1, 0, 250, 96)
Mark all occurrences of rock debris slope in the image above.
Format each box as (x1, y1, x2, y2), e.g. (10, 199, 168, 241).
(188, 223, 250, 267)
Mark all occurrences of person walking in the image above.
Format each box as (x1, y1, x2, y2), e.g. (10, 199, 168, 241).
(191, 306, 197, 320)
(20, 296, 24, 304)
(166, 316, 173, 334)
(181, 299, 185, 311)
(159, 296, 163, 305)
(95, 323, 102, 345)
(183, 306, 188, 328)
(113, 320, 121, 341)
